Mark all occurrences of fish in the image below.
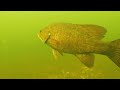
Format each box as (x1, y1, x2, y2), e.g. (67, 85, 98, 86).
(37, 23, 120, 68)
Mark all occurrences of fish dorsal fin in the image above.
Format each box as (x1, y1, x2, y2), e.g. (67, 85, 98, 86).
(52, 49, 63, 60)
(82, 25, 107, 40)
(58, 23, 106, 41)
(75, 53, 95, 68)
(57, 23, 106, 39)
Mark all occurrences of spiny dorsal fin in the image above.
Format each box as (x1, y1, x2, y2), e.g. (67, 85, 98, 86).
(75, 53, 95, 68)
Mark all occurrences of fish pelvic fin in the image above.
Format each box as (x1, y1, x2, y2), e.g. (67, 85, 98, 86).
(106, 39, 120, 68)
(52, 49, 63, 60)
(75, 53, 95, 68)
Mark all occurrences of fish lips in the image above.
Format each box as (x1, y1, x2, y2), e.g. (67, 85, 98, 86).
(37, 32, 50, 44)
(37, 33, 45, 43)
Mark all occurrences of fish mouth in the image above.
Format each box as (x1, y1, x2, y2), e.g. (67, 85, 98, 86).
(37, 33, 45, 43)
(37, 32, 51, 44)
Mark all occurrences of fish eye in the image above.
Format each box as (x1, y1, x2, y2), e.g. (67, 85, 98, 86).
(40, 30, 42, 32)
(48, 33, 51, 36)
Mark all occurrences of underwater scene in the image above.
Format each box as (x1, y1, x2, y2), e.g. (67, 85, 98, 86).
(0, 11, 120, 79)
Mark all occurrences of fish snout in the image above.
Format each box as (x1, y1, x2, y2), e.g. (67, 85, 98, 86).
(37, 32, 43, 41)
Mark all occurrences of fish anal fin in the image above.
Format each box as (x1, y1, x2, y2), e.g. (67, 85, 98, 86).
(75, 53, 95, 68)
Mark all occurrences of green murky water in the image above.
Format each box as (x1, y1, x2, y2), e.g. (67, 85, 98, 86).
(0, 11, 120, 79)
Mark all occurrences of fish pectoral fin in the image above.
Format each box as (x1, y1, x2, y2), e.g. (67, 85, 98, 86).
(52, 49, 63, 60)
(75, 53, 95, 68)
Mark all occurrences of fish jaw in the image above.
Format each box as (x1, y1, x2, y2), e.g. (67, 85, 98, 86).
(37, 32, 51, 44)
(37, 33, 45, 43)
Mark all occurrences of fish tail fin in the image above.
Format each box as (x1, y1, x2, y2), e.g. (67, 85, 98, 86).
(106, 39, 120, 67)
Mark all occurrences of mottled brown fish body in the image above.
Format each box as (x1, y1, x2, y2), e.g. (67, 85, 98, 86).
(38, 23, 120, 68)
(42, 23, 109, 54)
